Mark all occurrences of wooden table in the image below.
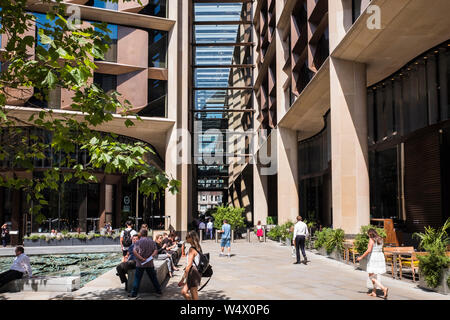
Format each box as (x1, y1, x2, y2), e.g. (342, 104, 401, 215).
(384, 250, 415, 279)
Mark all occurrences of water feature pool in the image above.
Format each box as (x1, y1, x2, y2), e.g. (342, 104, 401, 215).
(0, 253, 122, 287)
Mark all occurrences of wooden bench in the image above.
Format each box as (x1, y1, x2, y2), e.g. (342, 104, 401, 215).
(0, 276, 80, 293)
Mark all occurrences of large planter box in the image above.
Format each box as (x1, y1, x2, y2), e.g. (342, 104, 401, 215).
(23, 239, 42, 247)
(103, 238, 119, 245)
(317, 247, 327, 256)
(419, 268, 450, 295)
(87, 238, 104, 245)
(72, 238, 88, 246)
(358, 257, 368, 271)
(329, 249, 344, 262)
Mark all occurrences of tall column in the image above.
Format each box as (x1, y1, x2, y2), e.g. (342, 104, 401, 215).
(330, 57, 370, 235)
(253, 163, 268, 226)
(165, 0, 190, 236)
(277, 127, 299, 224)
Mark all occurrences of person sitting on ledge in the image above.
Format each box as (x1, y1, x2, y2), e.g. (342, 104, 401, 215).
(116, 234, 139, 290)
(0, 246, 33, 289)
(155, 234, 179, 277)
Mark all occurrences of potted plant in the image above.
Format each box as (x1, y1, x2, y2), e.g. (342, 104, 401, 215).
(314, 228, 333, 256)
(23, 235, 41, 247)
(72, 233, 87, 245)
(414, 218, 450, 294)
(325, 229, 345, 261)
(354, 225, 387, 271)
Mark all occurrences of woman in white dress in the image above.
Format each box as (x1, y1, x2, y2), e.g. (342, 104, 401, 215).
(357, 229, 389, 299)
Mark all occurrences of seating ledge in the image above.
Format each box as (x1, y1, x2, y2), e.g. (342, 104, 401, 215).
(0, 276, 80, 293)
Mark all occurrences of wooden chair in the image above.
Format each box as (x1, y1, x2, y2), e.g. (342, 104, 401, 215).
(384, 246, 415, 280)
(398, 251, 420, 282)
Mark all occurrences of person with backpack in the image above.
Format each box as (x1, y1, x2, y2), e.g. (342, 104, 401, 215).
(120, 221, 137, 262)
(178, 231, 205, 300)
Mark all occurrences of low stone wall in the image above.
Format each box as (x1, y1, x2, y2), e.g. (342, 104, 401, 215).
(126, 260, 169, 293)
(0, 276, 80, 293)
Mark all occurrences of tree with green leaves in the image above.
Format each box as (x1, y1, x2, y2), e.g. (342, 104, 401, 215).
(0, 0, 180, 224)
(212, 206, 245, 231)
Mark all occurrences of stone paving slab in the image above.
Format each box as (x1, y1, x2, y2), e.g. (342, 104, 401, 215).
(0, 240, 449, 300)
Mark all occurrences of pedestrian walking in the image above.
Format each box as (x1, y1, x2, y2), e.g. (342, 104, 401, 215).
(206, 219, 214, 240)
(178, 231, 202, 300)
(0, 246, 32, 289)
(1, 224, 10, 247)
(198, 220, 206, 238)
(116, 234, 139, 290)
(256, 220, 264, 242)
(293, 216, 309, 264)
(357, 229, 389, 299)
(218, 219, 231, 258)
(120, 221, 137, 262)
(128, 228, 162, 298)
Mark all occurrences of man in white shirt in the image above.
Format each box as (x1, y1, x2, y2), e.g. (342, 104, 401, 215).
(292, 216, 309, 265)
(206, 219, 214, 239)
(0, 246, 33, 289)
(120, 221, 138, 262)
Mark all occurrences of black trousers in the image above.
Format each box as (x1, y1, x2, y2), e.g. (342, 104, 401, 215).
(0, 270, 23, 288)
(295, 235, 307, 262)
(116, 260, 136, 284)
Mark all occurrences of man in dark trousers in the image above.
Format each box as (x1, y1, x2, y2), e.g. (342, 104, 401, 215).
(129, 228, 162, 298)
(116, 234, 139, 290)
(0, 246, 33, 289)
(292, 216, 309, 265)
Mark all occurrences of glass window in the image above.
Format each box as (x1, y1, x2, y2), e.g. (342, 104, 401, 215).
(139, 0, 167, 18)
(93, 73, 117, 94)
(148, 30, 168, 68)
(138, 80, 167, 117)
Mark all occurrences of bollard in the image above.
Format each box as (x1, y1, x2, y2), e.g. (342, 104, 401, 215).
(231, 230, 235, 243)
(247, 228, 250, 242)
(263, 226, 266, 242)
(215, 230, 219, 243)
(200, 229, 203, 242)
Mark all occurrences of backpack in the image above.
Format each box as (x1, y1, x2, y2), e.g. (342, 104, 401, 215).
(122, 229, 132, 247)
(192, 247, 213, 291)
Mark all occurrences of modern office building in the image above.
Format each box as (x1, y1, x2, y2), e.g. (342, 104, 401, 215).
(251, 0, 450, 237)
(1, 0, 450, 243)
(0, 0, 193, 242)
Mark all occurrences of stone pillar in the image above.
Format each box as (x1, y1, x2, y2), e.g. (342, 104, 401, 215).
(253, 163, 268, 226)
(329, 57, 370, 235)
(277, 127, 299, 224)
(328, 0, 354, 52)
(165, 0, 190, 237)
(99, 180, 106, 229)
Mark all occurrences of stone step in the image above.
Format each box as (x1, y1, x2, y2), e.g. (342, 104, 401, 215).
(0, 276, 80, 293)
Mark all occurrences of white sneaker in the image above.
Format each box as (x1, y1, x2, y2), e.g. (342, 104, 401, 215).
(227, 253, 231, 258)
(219, 253, 224, 257)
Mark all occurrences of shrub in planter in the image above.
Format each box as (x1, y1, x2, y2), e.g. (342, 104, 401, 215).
(266, 216, 277, 226)
(267, 225, 283, 241)
(414, 218, 450, 290)
(354, 225, 387, 254)
(314, 228, 333, 251)
(325, 228, 345, 255)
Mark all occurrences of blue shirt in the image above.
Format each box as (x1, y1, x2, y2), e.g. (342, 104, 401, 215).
(221, 224, 231, 239)
(127, 244, 136, 261)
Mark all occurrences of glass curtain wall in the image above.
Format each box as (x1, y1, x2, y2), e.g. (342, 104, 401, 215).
(192, 1, 253, 214)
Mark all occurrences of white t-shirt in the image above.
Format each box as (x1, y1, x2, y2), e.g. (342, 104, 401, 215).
(199, 222, 206, 229)
(207, 222, 213, 229)
(120, 228, 137, 249)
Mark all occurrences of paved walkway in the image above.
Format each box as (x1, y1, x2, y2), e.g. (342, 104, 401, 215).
(0, 241, 448, 300)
